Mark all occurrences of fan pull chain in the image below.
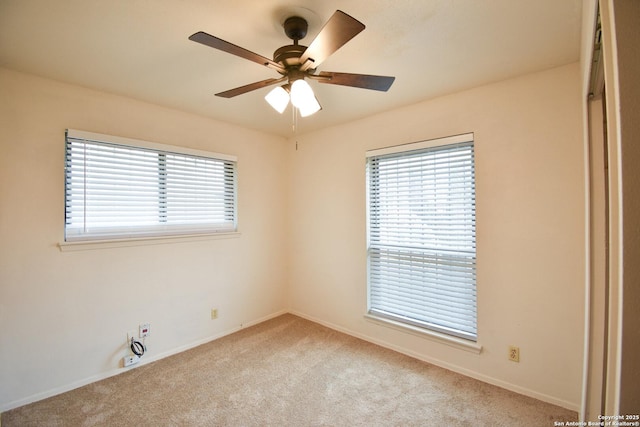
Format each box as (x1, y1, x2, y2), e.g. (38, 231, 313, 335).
(292, 105, 296, 134)
(292, 105, 299, 150)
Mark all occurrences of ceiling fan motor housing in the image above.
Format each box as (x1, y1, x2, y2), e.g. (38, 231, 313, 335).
(283, 16, 308, 41)
(273, 44, 307, 69)
(273, 16, 309, 70)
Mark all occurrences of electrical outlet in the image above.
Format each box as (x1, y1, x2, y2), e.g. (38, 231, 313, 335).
(508, 345, 520, 362)
(211, 308, 218, 319)
(139, 323, 150, 338)
(123, 354, 140, 367)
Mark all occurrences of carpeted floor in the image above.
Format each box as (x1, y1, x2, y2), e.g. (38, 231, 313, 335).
(2, 314, 577, 426)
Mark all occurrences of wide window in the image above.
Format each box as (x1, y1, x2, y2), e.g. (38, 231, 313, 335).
(64, 129, 237, 242)
(366, 133, 477, 341)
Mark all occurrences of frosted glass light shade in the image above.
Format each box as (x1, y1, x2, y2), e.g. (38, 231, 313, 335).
(265, 86, 290, 114)
(297, 96, 321, 117)
(290, 80, 321, 117)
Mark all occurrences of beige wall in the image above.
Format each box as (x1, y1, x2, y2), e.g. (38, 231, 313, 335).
(287, 62, 586, 409)
(1, 62, 588, 412)
(0, 68, 289, 409)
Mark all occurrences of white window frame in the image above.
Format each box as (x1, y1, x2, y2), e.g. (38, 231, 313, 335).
(63, 129, 238, 244)
(366, 133, 478, 344)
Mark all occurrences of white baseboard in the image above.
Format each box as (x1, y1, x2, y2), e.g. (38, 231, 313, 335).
(289, 310, 580, 413)
(2, 308, 578, 414)
(0, 309, 288, 412)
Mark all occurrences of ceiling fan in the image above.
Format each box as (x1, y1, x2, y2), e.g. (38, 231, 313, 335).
(188, 10, 395, 117)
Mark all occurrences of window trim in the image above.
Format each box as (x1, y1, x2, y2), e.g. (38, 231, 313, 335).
(63, 129, 238, 244)
(365, 132, 473, 158)
(58, 231, 241, 252)
(365, 132, 478, 343)
(364, 313, 482, 354)
(66, 129, 237, 163)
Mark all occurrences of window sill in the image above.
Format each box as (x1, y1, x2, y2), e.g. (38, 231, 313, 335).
(364, 313, 482, 354)
(58, 232, 241, 252)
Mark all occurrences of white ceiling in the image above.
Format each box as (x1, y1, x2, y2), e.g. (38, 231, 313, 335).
(0, 0, 583, 137)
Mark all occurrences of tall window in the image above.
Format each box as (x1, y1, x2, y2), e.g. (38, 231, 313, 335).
(366, 133, 477, 341)
(65, 129, 237, 241)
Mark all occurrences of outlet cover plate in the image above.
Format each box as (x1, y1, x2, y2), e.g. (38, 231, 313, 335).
(123, 355, 140, 367)
(139, 323, 150, 338)
(508, 345, 520, 362)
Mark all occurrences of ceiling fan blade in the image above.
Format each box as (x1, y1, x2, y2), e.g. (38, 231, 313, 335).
(215, 77, 286, 98)
(189, 31, 285, 73)
(315, 72, 395, 91)
(299, 10, 365, 72)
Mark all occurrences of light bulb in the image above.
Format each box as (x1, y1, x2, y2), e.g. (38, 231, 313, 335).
(265, 86, 289, 114)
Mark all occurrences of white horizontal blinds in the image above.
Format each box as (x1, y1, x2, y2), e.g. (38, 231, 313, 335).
(367, 139, 477, 341)
(164, 154, 236, 227)
(65, 131, 237, 241)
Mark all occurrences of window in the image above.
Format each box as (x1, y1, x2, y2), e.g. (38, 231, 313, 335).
(65, 129, 237, 242)
(366, 133, 477, 341)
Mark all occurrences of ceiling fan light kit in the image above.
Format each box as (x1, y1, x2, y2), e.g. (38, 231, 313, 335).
(189, 10, 395, 119)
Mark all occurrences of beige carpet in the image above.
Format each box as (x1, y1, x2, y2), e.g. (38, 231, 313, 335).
(2, 314, 577, 426)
